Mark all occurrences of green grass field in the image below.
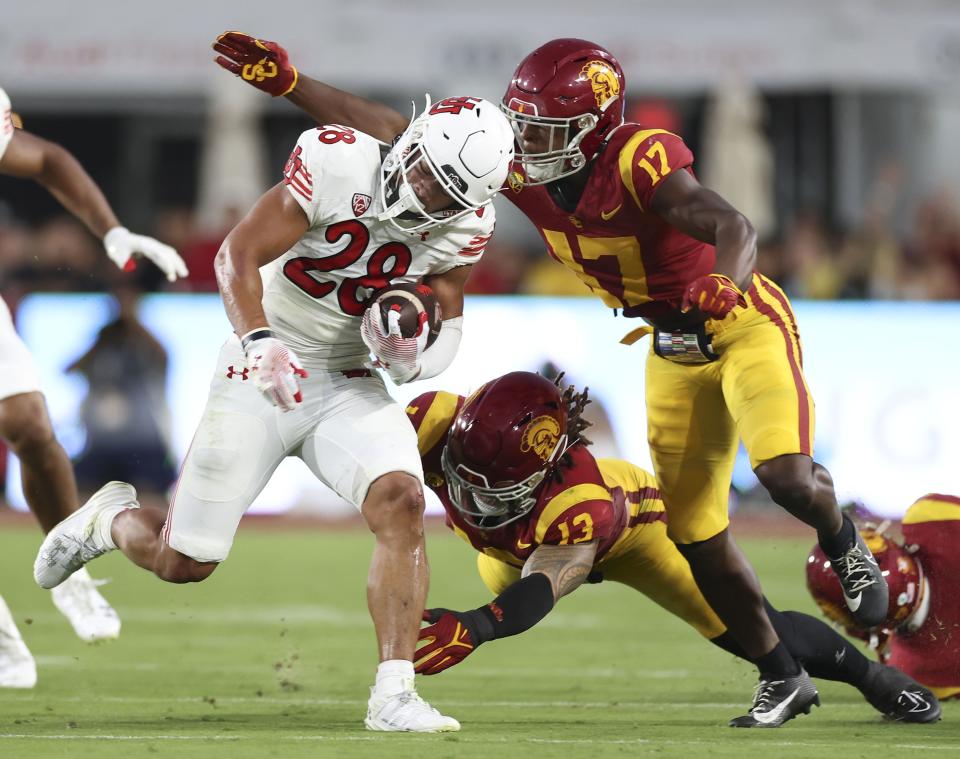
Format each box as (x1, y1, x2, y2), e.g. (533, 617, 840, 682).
(1, 521, 957, 758)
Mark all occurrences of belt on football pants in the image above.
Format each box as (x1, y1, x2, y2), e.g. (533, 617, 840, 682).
(620, 323, 719, 364)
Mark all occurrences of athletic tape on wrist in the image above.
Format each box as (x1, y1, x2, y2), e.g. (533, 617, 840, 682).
(240, 328, 273, 352)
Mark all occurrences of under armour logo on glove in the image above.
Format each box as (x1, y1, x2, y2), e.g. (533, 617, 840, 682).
(244, 337, 308, 412)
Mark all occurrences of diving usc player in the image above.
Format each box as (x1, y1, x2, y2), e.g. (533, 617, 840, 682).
(211, 31, 887, 728)
(808, 494, 960, 702)
(407, 377, 723, 648)
(404, 372, 939, 724)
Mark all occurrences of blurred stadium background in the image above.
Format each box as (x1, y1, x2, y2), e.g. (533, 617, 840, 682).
(2, 0, 959, 521)
(3, 1, 960, 753)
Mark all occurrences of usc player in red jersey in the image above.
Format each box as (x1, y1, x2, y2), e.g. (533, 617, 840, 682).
(404, 371, 939, 725)
(213, 32, 888, 726)
(808, 495, 960, 703)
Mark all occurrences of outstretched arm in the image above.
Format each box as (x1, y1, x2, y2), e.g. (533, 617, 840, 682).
(212, 31, 409, 143)
(288, 75, 409, 144)
(0, 130, 188, 282)
(414, 541, 598, 674)
(1, 130, 120, 238)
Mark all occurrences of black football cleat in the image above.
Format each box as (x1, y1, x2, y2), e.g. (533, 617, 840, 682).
(860, 661, 941, 723)
(729, 668, 820, 728)
(829, 529, 889, 628)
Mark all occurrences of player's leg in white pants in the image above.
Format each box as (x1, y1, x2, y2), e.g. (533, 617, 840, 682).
(299, 373, 458, 732)
(92, 337, 300, 583)
(0, 299, 121, 642)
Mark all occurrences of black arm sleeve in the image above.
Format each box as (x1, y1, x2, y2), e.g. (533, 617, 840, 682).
(460, 573, 556, 645)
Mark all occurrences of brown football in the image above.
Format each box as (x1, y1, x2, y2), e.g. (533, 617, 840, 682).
(366, 282, 442, 348)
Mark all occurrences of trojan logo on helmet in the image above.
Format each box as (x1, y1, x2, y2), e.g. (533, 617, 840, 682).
(441, 372, 572, 529)
(520, 415, 561, 462)
(580, 60, 621, 109)
(500, 38, 626, 185)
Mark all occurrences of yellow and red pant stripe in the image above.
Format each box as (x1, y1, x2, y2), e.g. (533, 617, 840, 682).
(746, 274, 813, 457)
(645, 273, 817, 542)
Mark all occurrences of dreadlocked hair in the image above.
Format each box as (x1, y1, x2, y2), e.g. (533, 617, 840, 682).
(548, 373, 594, 484)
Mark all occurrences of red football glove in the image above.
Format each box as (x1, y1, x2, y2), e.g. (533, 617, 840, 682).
(414, 609, 478, 675)
(681, 273, 747, 318)
(212, 31, 298, 97)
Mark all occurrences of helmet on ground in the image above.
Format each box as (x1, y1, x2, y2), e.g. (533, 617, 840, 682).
(806, 529, 929, 637)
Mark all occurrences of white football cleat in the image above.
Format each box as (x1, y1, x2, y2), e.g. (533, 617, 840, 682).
(34, 481, 139, 590)
(365, 688, 461, 732)
(51, 567, 121, 642)
(0, 596, 37, 689)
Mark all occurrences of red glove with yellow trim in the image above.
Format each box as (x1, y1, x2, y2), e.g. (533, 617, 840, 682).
(212, 31, 298, 97)
(414, 608, 480, 675)
(681, 273, 747, 319)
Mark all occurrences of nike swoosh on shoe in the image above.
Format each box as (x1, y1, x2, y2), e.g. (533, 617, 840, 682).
(901, 691, 932, 712)
(752, 689, 799, 725)
(843, 592, 862, 611)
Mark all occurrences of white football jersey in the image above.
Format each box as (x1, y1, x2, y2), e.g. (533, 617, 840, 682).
(0, 88, 14, 162)
(262, 125, 495, 369)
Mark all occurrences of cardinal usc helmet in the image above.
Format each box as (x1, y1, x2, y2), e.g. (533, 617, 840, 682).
(442, 371, 571, 529)
(806, 530, 929, 637)
(379, 95, 514, 232)
(501, 38, 626, 185)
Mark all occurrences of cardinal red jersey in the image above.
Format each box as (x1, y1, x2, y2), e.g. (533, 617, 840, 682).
(887, 494, 960, 698)
(504, 124, 715, 319)
(406, 390, 663, 568)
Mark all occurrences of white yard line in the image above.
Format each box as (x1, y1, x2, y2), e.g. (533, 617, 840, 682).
(0, 734, 957, 751)
(0, 694, 910, 710)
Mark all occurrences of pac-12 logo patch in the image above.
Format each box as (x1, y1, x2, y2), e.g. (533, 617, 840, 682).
(352, 193, 372, 217)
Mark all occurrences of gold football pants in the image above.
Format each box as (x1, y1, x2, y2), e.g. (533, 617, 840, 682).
(645, 273, 815, 543)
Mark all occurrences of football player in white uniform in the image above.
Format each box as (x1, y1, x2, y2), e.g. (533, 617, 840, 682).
(0, 86, 188, 688)
(35, 95, 514, 732)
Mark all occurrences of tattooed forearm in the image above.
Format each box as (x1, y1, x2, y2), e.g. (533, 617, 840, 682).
(522, 541, 599, 600)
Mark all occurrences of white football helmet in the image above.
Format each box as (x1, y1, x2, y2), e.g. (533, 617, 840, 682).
(378, 95, 514, 232)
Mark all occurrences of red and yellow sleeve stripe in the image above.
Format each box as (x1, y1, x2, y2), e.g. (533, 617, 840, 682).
(617, 128, 680, 212)
(405, 391, 461, 457)
(534, 483, 612, 544)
